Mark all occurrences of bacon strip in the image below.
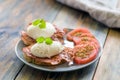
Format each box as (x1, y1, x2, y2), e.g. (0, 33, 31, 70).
(23, 46, 74, 66)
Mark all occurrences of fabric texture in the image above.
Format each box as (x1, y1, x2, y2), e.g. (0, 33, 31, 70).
(57, 0, 120, 28)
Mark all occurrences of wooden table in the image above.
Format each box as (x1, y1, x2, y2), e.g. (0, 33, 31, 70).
(0, 0, 120, 80)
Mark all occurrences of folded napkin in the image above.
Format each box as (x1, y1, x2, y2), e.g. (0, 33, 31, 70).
(57, 0, 120, 28)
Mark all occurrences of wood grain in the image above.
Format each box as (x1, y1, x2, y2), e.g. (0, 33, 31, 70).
(93, 29, 120, 80)
(0, 0, 111, 80)
(3, 0, 108, 80)
(0, 0, 62, 80)
(15, 3, 109, 80)
(45, 6, 108, 80)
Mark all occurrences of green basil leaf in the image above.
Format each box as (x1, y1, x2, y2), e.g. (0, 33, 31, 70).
(36, 36, 45, 43)
(32, 19, 41, 26)
(45, 37, 53, 45)
(39, 19, 46, 29)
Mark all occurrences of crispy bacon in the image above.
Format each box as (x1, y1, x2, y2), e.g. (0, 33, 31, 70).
(21, 31, 36, 45)
(23, 46, 74, 66)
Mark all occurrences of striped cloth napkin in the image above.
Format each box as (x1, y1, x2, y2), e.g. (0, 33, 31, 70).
(57, 0, 120, 28)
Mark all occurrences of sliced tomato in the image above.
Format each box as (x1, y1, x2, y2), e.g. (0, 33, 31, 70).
(73, 37, 100, 51)
(66, 28, 90, 41)
(72, 32, 95, 45)
(74, 43, 98, 64)
(73, 36, 100, 50)
(80, 33, 94, 38)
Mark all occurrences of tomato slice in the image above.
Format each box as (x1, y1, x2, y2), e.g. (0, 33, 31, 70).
(66, 28, 90, 41)
(79, 33, 95, 38)
(73, 37, 100, 53)
(66, 28, 100, 64)
(74, 43, 98, 64)
(73, 33, 94, 44)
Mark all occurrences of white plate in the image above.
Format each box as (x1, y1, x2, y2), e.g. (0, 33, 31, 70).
(15, 29, 102, 72)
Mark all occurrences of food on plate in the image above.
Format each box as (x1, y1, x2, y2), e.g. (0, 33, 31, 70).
(73, 43, 98, 64)
(23, 45, 74, 66)
(31, 38, 64, 58)
(21, 19, 100, 66)
(66, 28, 90, 41)
(21, 19, 65, 45)
(21, 19, 74, 66)
(73, 37, 100, 51)
(21, 31, 36, 45)
(66, 28, 100, 64)
(27, 20, 56, 39)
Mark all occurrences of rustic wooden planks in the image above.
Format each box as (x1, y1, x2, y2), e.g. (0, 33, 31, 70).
(93, 29, 120, 80)
(0, 0, 111, 80)
(15, 3, 108, 80)
(45, 6, 108, 80)
(0, 0, 62, 80)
